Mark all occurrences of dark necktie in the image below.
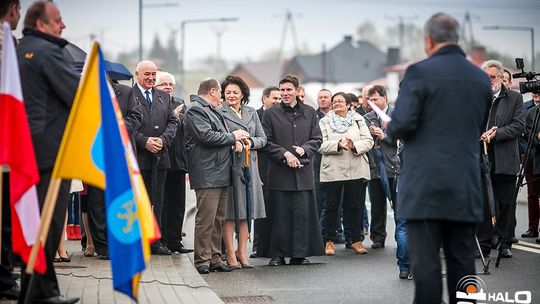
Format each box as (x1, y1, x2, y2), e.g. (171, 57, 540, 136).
(144, 90, 152, 106)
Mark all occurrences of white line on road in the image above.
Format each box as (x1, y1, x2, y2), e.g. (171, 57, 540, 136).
(516, 240, 540, 250)
(513, 244, 540, 254)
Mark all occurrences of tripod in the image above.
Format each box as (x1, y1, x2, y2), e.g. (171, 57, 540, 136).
(495, 105, 540, 267)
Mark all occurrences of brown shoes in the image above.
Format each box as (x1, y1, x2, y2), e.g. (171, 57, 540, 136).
(325, 241, 335, 255)
(351, 241, 368, 254)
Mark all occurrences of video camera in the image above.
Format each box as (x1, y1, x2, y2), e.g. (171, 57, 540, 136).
(512, 58, 540, 94)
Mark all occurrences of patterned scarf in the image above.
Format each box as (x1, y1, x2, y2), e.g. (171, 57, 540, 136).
(328, 110, 354, 134)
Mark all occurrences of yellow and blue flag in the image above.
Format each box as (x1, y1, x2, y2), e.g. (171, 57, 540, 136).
(53, 42, 160, 301)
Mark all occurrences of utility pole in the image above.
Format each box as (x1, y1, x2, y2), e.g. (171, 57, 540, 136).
(213, 27, 227, 73)
(484, 25, 535, 70)
(277, 9, 301, 61)
(385, 15, 417, 50)
(138, 1, 178, 62)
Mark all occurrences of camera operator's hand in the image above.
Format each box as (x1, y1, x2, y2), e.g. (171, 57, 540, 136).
(284, 151, 301, 168)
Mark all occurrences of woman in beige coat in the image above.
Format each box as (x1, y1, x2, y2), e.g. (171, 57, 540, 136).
(319, 92, 373, 255)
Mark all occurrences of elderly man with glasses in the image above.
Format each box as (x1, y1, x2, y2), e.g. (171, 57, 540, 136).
(154, 71, 193, 254)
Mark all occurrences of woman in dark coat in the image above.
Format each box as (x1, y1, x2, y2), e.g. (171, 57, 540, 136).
(220, 76, 267, 269)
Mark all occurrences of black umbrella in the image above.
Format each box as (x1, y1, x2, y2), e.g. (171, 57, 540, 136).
(240, 145, 253, 240)
(481, 141, 496, 225)
(105, 61, 133, 81)
(63, 42, 87, 73)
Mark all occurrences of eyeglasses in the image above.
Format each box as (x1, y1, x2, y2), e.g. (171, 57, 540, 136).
(488, 75, 500, 80)
(157, 82, 175, 87)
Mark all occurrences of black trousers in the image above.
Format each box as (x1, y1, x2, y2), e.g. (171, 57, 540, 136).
(492, 174, 517, 248)
(141, 169, 167, 246)
(87, 187, 108, 256)
(476, 185, 494, 254)
(368, 178, 396, 244)
(321, 179, 366, 243)
(162, 170, 186, 247)
(408, 220, 476, 304)
(20, 170, 70, 301)
(1, 172, 16, 291)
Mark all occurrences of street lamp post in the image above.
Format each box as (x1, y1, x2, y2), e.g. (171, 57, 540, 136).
(138, 1, 179, 62)
(179, 17, 239, 88)
(483, 25, 535, 70)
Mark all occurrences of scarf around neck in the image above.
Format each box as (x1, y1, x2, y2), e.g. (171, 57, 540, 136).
(328, 110, 354, 134)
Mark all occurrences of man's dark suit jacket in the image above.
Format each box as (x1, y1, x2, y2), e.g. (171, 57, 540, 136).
(132, 85, 178, 170)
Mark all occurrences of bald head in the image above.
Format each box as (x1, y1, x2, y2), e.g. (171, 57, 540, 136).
(135, 60, 157, 90)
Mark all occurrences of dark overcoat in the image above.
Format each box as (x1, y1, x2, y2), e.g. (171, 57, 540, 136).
(364, 106, 400, 178)
(132, 86, 178, 170)
(219, 103, 267, 219)
(168, 97, 188, 172)
(184, 95, 236, 189)
(262, 101, 322, 191)
(112, 82, 143, 135)
(387, 45, 492, 222)
(17, 29, 79, 171)
(486, 85, 524, 175)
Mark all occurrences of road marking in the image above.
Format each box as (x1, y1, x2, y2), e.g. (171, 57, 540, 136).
(513, 244, 540, 254)
(516, 240, 540, 250)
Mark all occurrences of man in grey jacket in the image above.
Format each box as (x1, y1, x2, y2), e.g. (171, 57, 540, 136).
(184, 78, 249, 274)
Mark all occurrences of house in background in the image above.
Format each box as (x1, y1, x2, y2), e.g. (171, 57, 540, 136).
(283, 35, 393, 107)
(229, 61, 284, 109)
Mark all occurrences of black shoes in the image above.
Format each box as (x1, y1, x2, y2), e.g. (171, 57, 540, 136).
(536, 238, 540, 244)
(249, 252, 258, 258)
(168, 243, 194, 254)
(151, 244, 172, 255)
(268, 257, 286, 266)
(209, 264, 233, 272)
(98, 254, 110, 260)
(501, 248, 513, 258)
(34, 295, 80, 304)
(521, 230, 539, 238)
(371, 242, 385, 249)
(399, 271, 413, 280)
(289, 257, 310, 265)
(196, 265, 209, 274)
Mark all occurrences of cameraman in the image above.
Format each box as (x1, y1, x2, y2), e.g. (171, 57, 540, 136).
(523, 92, 540, 241)
(480, 60, 524, 258)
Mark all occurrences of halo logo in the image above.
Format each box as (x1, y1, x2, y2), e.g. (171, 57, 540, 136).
(456, 275, 532, 304)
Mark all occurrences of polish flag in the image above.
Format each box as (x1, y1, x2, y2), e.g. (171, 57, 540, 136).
(0, 22, 46, 274)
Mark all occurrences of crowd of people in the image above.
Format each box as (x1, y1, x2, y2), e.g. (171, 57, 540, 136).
(0, 1, 539, 304)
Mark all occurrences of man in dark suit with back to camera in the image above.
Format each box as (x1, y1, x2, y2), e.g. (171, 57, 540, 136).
(17, 1, 80, 303)
(387, 13, 492, 304)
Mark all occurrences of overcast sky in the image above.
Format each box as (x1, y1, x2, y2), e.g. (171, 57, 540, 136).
(16, 0, 540, 69)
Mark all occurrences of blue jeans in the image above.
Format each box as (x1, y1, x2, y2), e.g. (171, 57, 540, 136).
(363, 206, 369, 230)
(395, 218, 409, 272)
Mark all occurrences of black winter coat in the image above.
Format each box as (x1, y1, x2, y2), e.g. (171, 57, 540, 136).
(184, 95, 236, 189)
(262, 101, 322, 191)
(132, 86, 178, 170)
(112, 83, 143, 135)
(387, 44, 492, 222)
(168, 96, 187, 172)
(17, 29, 79, 171)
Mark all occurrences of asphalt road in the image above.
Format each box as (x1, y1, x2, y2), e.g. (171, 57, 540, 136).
(185, 189, 540, 304)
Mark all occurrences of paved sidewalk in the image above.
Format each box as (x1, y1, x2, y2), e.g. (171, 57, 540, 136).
(3, 187, 223, 304)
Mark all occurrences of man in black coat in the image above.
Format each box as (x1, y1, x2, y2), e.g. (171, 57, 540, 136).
(521, 92, 540, 239)
(87, 81, 143, 259)
(480, 60, 524, 258)
(131, 60, 178, 255)
(364, 85, 399, 249)
(387, 13, 491, 304)
(184, 78, 249, 274)
(17, 2, 80, 303)
(155, 71, 192, 254)
(258, 75, 324, 266)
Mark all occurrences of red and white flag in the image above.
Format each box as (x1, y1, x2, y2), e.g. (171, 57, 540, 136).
(0, 22, 46, 274)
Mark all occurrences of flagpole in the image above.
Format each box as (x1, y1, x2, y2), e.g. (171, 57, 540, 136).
(0, 165, 3, 263)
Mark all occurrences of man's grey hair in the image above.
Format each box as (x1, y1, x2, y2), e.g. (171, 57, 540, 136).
(481, 60, 505, 76)
(424, 13, 460, 44)
(156, 71, 175, 86)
